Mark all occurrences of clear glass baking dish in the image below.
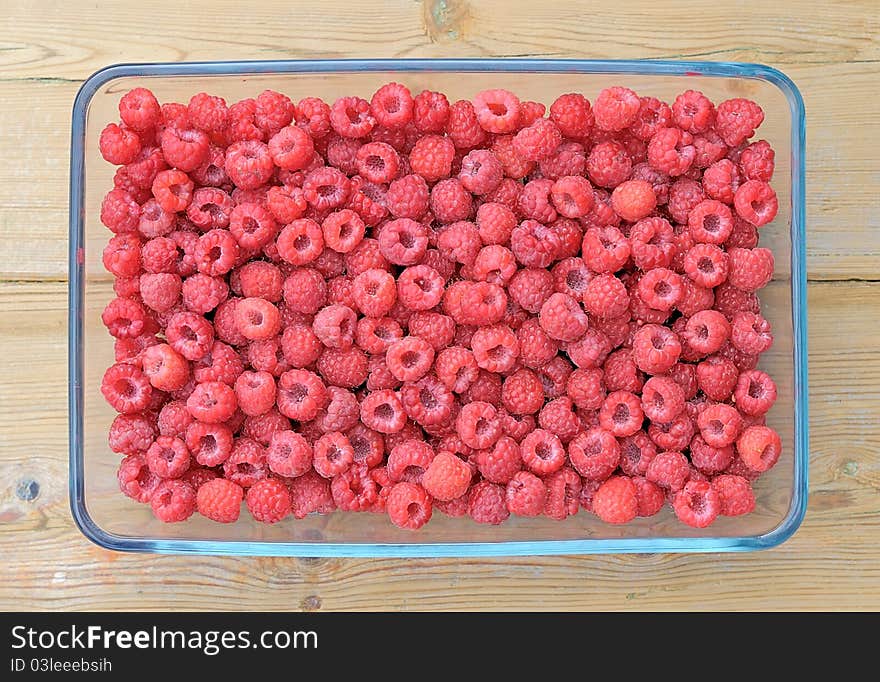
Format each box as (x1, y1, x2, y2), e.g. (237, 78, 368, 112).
(69, 59, 808, 556)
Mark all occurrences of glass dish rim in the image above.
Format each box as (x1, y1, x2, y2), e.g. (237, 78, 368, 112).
(68, 57, 808, 557)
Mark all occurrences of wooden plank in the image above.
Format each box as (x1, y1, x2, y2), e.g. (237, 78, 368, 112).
(0, 279, 878, 611)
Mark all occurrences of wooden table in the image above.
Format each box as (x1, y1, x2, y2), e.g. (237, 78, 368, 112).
(1, 1, 877, 611)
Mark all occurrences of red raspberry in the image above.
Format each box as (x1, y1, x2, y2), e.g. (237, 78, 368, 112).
(734, 369, 777, 417)
(513, 320, 555, 372)
(490, 134, 534, 179)
(382, 336, 433, 383)
(347, 268, 395, 318)
(472, 88, 521, 133)
(646, 449, 690, 491)
(434, 346, 479, 394)
(430, 178, 473, 224)
(101, 362, 152, 413)
(711, 474, 756, 516)
(696, 354, 739, 401)
(330, 96, 376, 138)
(714, 281, 760, 320)
(313, 386, 360, 433)
(100, 188, 141, 234)
(289, 470, 335, 518)
(186, 187, 233, 230)
(473, 203, 514, 247)
(697, 403, 743, 447)
(241, 408, 289, 447)
(638, 375, 684, 424)
(520, 428, 565, 475)
(400, 373, 453, 427)
(117, 453, 161, 502)
(99, 123, 141, 165)
(446, 99, 486, 149)
(303, 166, 351, 212)
(579, 226, 627, 274)
(565, 367, 605, 411)
(413, 90, 450, 133)
(617, 431, 657, 476)
(140, 342, 189, 392)
(443, 281, 507, 327)
(501, 368, 544, 415)
(231, 370, 274, 417)
(276, 369, 328, 421)
(734, 180, 778, 227)
(471, 325, 519, 373)
(473, 436, 520, 484)
(587, 142, 632, 189)
(244, 478, 291, 524)
(312, 431, 354, 478)
(702, 159, 741, 204)
(593, 86, 640, 131)
(102, 296, 147, 339)
(377, 217, 428, 265)
(151, 170, 194, 217)
(545, 176, 593, 220)
(551, 258, 591, 301)
(629, 96, 672, 140)
(739, 140, 775, 182)
(103, 234, 143, 278)
(252, 89, 294, 137)
(535, 395, 578, 442)
(233, 297, 281, 341)
(681, 309, 730, 356)
(359, 389, 406, 433)
(727, 247, 774, 292)
(542, 466, 581, 520)
(670, 90, 714, 133)
(384, 174, 428, 221)
(386, 440, 434, 483)
(666, 178, 705, 224)
(185, 421, 233, 467)
(506, 470, 547, 516)
(145, 435, 190, 479)
(688, 199, 733, 245)
(437, 220, 480, 266)
(194, 229, 238, 277)
(730, 311, 773, 355)
(724, 216, 759, 250)
(636, 268, 682, 312)
(407, 313, 455, 352)
(331, 463, 379, 512)
(316, 346, 368, 388)
(109, 413, 156, 455)
(455, 149, 501, 196)
(592, 476, 638, 524)
(294, 96, 331, 139)
(538, 293, 588, 343)
(568, 427, 620, 480)
(690, 435, 734, 475)
(539, 141, 587, 181)
(682, 243, 728, 288)
(581, 273, 628, 319)
(631, 324, 681, 375)
(715, 98, 764, 146)
(266, 184, 307, 224)
(312, 303, 356, 349)
(419, 451, 469, 501)
(598, 390, 643, 437)
(610, 179, 656, 222)
(647, 127, 695, 177)
(150, 479, 197, 523)
(276, 217, 324, 266)
(672, 480, 720, 528)
(628, 216, 674, 271)
(549, 92, 593, 138)
(197, 478, 244, 523)
(467, 480, 510, 525)
(221, 139, 272, 190)
(187, 92, 228, 133)
(185, 380, 237, 424)
(355, 316, 402, 355)
(409, 134, 454, 182)
(455, 400, 501, 450)
(648, 409, 695, 452)
(676, 279, 715, 319)
(369, 82, 413, 129)
(536, 356, 573, 399)
(513, 118, 562, 161)
(119, 87, 161, 130)
(235, 261, 282, 302)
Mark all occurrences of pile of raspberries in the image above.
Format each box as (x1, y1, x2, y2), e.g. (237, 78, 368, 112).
(99, 82, 781, 530)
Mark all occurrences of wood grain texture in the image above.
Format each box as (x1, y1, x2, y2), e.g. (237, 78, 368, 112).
(0, 0, 878, 611)
(0, 1, 877, 279)
(0, 280, 878, 611)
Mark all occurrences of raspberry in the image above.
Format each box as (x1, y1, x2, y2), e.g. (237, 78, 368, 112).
(582, 273, 628, 319)
(538, 293, 588, 343)
(616, 431, 656, 477)
(539, 141, 587, 182)
(117, 453, 161, 503)
(186, 187, 233, 231)
(364, 82, 413, 130)
(709, 473, 755, 516)
(729, 311, 773, 356)
(434, 346, 479, 394)
(565, 367, 605, 411)
(580, 225, 629, 273)
(409, 134, 454, 182)
(408, 90, 449, 133)
(690, 435, 734, 475)
(381, 335, 432, 383)
(185, 421, 233, 466)
(688, 199, 733, 245)
(672, 480, 720, 528)
(714, 281, 760, 320)
(184, 380, 236, 424)
(666, 178, 705, 224)
(535, 356, 573, 400)
(697, 403, 743, 447)
(303, 166, 351, 212)
(276, 369, 328, 421)
(101, 362, 152, 414)
(472, 203, 515, 248)
(378, 481, 430, 529)
(101, 296, 146, 339)
(376, 218, 428, 265)
(240, 408, 288, 447)
(139, 270, 181, 312)
(100, 188, 140, 235)
(399, 374, 452, 427)
(715, 98, 764, 146)
(490, 134, 534, 179)
(519, 428, 565, 475)
(640, 375, 685, 424)
(696, 354, 739, 401)
(430, 178, 473, 224)
(646, 127, 694, 177)
(244, 478, 291, 524)
(542, 466, 581, 520)
(276, 217, 324, 266)
(727, 247, 774, 292)
(437, 220, 481, 266)
(346, 268, 395, 318)
(472, 88, 521, 134)
(119, 87, 161, 130)
(593, 86, 640, 131)
(630, 96, 672, 140)
(680, 310, 730, 357)
(315, 346, 367, 388)
(288, 470, 335, 518)
(150, 479, 197, 523)
(197, 478, 244, 523)
(629, 216, 675, 271)
(636, 268, 682, 312)
(355, 316, 402, 355)
(312, 431, 354, 478)
(145, 435, 190, 479)
(139, 343, 188, 393)
(566, 325, 613, 369)
(330, 96, 376, 138)
(417, 451, 469, 501)
(549, 92, 593, 138)
(724, 216, 759, 250)
(452, 150, 501, 198)
(544, 176, 593, 220)
(230, 370, 274, 416)
(587, 142, 632, 189)
(671, 90, 715, 134)
(311, 303, 356, 349)
(733, 369, 777, 417)
(103, 234, 143, 279)
(536, 396, 579, 443)
(739, 140, 775, 182)
(501, 368, 544, 415)
(702, 159, 741, 204)
(444, 99, 485, 149)
(734, 180, 778, 227)
(598, 390, 643, 437)
(385, 440, 433, 483)
(646, 449, 690, 491)
(186, 92, 228, 133)
(233, 297, 280, 341)
(109, 413, 156, 455)
(467, 480, 509, 525)
(609, 179, 656, 223)
(359, 389, 406, 433)
(631, 324, 681, 375)
(99, 123, 141, 165)
(503, 470, 546, 516)
(455, 400, 502, 450)
(471, 325, 519, 373)
(512, 118, 562, 161)
(592, 476, 638, 524)
(566, 427, 618, 480)
(682, 243, 728, 288)
(551, 258, 591, 301)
